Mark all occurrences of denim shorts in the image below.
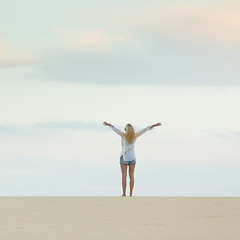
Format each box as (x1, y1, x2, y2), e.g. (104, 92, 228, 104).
(120, 155, 136, 165)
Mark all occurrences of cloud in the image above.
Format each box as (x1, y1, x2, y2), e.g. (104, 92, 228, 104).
(0, 39, 38, 68)
(229, 131, 240, 140)
(35, 2, 240, 86)
(0, 121, 105, 135)
(33, 120, 104, 132)
(0, 125, 21, 134)
(37, 47, 154, 85)
(200, 129, 240, 140)
(137, 3, 240, 48)
(69, 2, 240, 48)
(53, 27, 131, 53)
(36, 42, 240, 85)
(9, 1, 237, 86)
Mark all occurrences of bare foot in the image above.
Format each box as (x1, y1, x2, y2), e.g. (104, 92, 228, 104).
(129, 193, 132, 197)
(122, 194, 126, 197)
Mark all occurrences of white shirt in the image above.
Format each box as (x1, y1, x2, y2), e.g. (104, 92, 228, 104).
(109, 125, 152, 161)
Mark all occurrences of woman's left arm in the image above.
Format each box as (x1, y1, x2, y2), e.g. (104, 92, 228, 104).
(136, 122, 162, 137)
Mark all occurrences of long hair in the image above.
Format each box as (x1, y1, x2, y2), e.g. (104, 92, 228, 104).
(124, 123, 137, 144)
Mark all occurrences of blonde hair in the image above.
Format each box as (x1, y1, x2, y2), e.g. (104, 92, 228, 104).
(124, 123, 137, 144)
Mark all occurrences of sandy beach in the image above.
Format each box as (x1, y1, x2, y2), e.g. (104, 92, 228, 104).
(0, 197, 239, 240)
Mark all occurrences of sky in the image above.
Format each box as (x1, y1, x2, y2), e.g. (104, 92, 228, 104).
(0, 0, 240, 196)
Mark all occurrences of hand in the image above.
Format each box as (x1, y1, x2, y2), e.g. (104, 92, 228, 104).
(154, 122, 162, 127)
(103, 121, 111, 127)
(150, 122, 162, 129)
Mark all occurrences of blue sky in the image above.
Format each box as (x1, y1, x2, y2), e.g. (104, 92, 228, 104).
(0, 0, 240, 196)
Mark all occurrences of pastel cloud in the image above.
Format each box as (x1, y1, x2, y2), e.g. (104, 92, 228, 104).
(53, 27, 131, 53)
(5, 1, 238, 85)
(137, 3, 240, 47)
(70, 3, 240, 48)
(0, 39, 37, 68)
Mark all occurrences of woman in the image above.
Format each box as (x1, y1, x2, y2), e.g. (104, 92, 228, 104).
(103, 121, 162, 197)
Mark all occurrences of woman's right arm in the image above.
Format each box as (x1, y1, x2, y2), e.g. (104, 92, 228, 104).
(103, 121, 124, 137)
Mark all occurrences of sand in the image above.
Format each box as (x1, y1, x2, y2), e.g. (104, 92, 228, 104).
(0, 197, 239, 240)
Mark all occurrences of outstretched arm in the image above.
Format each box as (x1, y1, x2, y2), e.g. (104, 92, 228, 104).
(136, 122, 162, 137)
(103, 121, 124, 137)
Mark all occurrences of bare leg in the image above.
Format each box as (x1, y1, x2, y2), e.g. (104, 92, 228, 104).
(129, 164, 136, 196)
(120, 163, 127, 196)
